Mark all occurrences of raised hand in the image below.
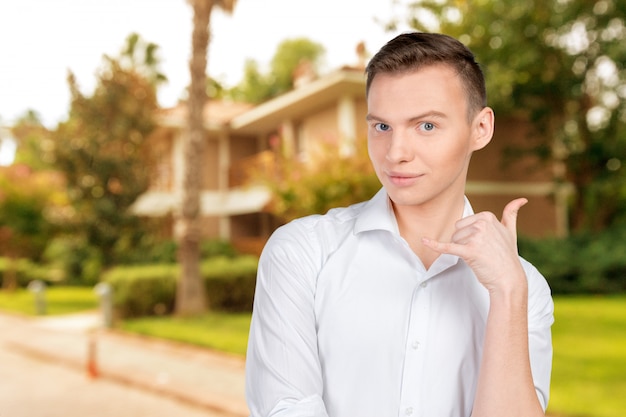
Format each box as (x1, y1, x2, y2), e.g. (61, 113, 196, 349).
(422, 198, 528, 294)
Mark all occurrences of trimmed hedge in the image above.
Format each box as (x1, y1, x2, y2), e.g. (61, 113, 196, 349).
(102, 255, 258, 319)
(519, 226, 626, 294)
(0, 257, 62, 288)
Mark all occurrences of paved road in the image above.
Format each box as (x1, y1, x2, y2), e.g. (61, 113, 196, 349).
(0, 340, 231, 417)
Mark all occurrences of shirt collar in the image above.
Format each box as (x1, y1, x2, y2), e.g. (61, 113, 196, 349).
(354, 187, 476, 236)
(353, 188, 399, 235)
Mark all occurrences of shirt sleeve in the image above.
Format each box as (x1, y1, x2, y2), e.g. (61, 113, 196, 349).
(245, 220, 329, 417)
(523, 259, 555, 411)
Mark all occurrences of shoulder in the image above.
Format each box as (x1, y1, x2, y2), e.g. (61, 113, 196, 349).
(256, 202, 369, 292)
(519, 257, 554, 326)
(519, 258, 551, 294)
(266, 202, 366, 250)
(261, 202, 368, 265)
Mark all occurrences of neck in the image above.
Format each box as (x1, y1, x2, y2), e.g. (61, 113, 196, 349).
(392, 195, 466, 269)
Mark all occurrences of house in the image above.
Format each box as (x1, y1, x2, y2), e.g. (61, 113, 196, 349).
(132, 66, 570, 255)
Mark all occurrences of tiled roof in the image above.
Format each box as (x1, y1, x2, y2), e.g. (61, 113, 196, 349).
(156, 100, 254, 127)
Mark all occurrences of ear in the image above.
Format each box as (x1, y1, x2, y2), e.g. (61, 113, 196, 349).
(471, 107, 494, 152)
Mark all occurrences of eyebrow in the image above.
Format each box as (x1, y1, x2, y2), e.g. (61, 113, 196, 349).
(366, 110, 448, 123)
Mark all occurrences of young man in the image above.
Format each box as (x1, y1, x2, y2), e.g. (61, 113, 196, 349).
(245, 32, 554, 417)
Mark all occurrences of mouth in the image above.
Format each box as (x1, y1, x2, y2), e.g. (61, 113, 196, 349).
(386, 171, 423, 186)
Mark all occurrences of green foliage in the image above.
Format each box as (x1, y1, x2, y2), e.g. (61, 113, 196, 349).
(102, 255, 258, 318)
(519, 226, 626, 294)
(229, 37, 326, 103)
(118, 32, 168, 86)
(253, 142, 381, 221)
(396, 0, 626, 230)
(201, 255, 257, 312)
(105, 263, 178, 318)
(228, 59, 275, 103)
(42, 237, 103, 286)
(10, 111, 54, 170)
(200, 239, 238, 259)
(0, 257, 61, 288)
(270, 38, 326, 92)
(35, 236, 238, 288)
(114, 238, 239, 265)
(0, 165, 65, 262)
(49, 34, 162, 267)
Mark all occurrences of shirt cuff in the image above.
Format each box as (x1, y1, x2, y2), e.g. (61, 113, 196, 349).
(266, 394, 329, 417)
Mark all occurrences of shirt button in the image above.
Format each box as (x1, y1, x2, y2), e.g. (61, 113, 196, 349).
(405, 407, 414, 415)
(411, 340, 420, 350)
(420, 281, 428, 288)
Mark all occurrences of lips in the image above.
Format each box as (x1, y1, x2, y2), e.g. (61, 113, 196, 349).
(386, 171, 423, 187)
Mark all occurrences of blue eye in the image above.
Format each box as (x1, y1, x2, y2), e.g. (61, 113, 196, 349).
(420, 122, 435, 132)
(375, 123, 391, 132)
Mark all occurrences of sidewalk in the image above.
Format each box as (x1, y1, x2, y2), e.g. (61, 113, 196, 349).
(0, 311, 248, 417)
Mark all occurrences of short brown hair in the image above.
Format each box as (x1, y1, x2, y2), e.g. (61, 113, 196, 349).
(365, 32, 487, 120)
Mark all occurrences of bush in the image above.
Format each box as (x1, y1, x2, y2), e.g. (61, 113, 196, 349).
(103, 263, 178, 319)
(113, 238, 239, 265)
(42, 237, 102, 286)
(0, 257, 60, 288)
(519, 226, 626, 294)
(201, 255, 258, 312)
(102, 255, 258, 319)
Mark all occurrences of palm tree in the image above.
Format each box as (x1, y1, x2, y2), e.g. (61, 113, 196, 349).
(176, 0, 237, 316)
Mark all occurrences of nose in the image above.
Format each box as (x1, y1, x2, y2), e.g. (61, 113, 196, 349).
(386, 130, 414, 164)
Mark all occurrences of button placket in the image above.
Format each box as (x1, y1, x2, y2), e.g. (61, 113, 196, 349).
(398, 279, 430, 417)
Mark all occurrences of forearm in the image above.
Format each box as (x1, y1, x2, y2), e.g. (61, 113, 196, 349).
(471, 279, 544, 417)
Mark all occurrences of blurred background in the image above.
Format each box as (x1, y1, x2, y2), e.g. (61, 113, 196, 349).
(0, 1, 625, 416)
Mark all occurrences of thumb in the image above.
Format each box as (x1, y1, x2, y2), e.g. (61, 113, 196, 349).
(501, 198, 528, 234)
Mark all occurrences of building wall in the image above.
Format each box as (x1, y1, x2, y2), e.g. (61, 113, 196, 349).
(149, 88, 564, 250)
(203, 138, 219, 190)
(149, 129, 174, 192)
(228, 134, 265, 187)
(468, 194, 558, 237)
(355, 100, 368, 141)
(299, 105, 340, 161)
(469, 116, 552, 182)
(467, 116, 562, 237)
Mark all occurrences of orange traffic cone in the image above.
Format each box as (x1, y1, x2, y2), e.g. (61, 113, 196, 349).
(87, 334, 99, 379)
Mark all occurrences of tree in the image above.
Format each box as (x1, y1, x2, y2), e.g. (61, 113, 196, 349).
(177, 0, 237, 316)
(50, 34, 162, 273)
(229, 38, 326, 103)
(10, 111, 53, 170)
(228, 59, 274, 103)
(393, 0, 626, 231)
(269, 38, 326, 93)
(0, 164, 65, 289)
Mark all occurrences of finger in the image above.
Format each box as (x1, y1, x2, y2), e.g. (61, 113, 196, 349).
(421, 237, 467, 258)
(501, 198, 528, 234)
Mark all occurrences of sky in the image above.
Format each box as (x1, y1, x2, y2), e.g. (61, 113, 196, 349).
(0, 0, 411, 129)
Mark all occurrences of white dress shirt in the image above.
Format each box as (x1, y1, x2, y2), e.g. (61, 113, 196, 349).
(245, 188, 554, 417)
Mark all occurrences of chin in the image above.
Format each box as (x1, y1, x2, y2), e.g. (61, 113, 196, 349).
(385, 188, 429, 207)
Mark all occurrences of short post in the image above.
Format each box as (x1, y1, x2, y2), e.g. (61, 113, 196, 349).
(86, 331, 99, 379)
(93, 282, 113, 328)
(27, 280, 46, 315)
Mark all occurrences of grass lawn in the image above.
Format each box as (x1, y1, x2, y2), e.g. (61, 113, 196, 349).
(1, 286, 624, 416)
(547, 295, 626, 417)
(0, 286, 98, 315)
(120, 312, 252, 356)
(120, 295, 626, 417)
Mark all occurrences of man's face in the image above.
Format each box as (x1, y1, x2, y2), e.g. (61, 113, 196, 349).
(366, 64, 487, 210)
